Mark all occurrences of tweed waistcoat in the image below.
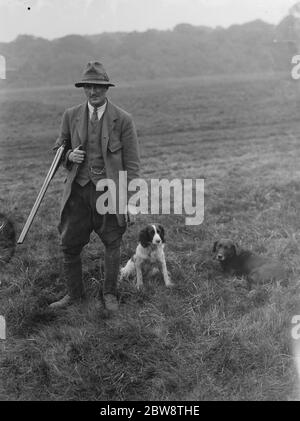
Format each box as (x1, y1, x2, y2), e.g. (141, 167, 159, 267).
(75, 114, 106, 186)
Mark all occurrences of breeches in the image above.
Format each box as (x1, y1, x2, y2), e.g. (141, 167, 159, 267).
(59, 181, 125, 254)
(58, 181, 126, 296)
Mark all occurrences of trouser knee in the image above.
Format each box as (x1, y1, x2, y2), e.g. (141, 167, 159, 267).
(62, 245, 83, 264)
(105, 237, 122, 253)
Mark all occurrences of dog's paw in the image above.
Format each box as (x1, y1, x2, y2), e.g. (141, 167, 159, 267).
(165, 279, 175, 288)
(247, 290, 257, 299)
(232, 277, 248, 288)
(150, 267, 160, 276)
(136, 282, 144, 291)
(119, 267, 128, 281)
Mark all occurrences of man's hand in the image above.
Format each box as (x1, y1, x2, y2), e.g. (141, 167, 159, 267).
(69, 146, 86, 164)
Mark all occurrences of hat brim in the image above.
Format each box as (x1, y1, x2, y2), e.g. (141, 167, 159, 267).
(75, 80, 115, 88)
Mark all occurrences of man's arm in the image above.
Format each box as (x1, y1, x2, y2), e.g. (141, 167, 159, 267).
(121, 114, 141, 184)
(53, 109, 73, 170)
(120, 114, 141, 223)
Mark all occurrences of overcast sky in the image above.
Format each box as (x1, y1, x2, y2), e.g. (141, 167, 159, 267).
(0, 0, 298, 42)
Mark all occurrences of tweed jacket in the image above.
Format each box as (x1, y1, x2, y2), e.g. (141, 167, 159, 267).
(54, 99, 141, 227)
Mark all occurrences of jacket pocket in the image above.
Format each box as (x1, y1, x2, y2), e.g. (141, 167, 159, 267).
(107, 133, 123, 152)
(108, 141, 123, 153)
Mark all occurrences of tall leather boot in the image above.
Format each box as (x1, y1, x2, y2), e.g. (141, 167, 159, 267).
(64, 256, 86, 300)
(103, 246, 120, 312)
(50, 254, 85, 309)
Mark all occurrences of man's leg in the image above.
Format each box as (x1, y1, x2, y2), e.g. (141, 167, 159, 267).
(51, 183, 92, 308)
(96, 214, 126, 311)
(104, 238, 121, 297)
(62, 247, 85, 300)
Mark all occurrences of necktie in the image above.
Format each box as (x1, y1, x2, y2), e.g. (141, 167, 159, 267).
(91, 106, 98, 123)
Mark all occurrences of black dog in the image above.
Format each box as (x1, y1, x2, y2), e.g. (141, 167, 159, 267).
(213, 239, 287, 285)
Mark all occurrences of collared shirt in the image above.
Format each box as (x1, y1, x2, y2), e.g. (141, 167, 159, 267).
(87, 100, 107, 121)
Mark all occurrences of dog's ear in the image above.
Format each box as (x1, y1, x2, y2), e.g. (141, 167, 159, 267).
(212, 241, 218, 253)
(231, 243, 238, 256)
(139, 227, 151, 248)
(157, 224, 165, 243)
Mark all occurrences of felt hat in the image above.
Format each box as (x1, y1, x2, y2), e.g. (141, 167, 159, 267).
(75, 61, 115, 87)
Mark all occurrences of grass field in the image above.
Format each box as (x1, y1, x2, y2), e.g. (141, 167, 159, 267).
(0, 72, 300, 401)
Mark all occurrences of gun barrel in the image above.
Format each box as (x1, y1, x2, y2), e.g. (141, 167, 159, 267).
(17, 145, 65, 244)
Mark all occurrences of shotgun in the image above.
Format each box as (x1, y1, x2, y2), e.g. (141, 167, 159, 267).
(17, 143, 65, 244)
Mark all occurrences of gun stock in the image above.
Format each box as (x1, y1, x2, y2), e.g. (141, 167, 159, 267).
(17, 144, 65, 244)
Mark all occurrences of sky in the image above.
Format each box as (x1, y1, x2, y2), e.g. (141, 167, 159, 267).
(0, 0, 299, 42)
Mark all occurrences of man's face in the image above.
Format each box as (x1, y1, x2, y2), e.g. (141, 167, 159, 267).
(83, 84, 108, 107)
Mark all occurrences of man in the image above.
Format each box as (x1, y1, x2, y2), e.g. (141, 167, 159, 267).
(50, 61, 140, 313)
